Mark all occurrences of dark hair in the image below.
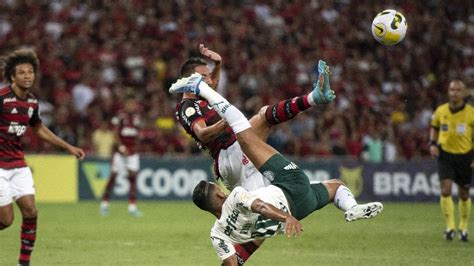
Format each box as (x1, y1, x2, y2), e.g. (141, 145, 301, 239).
(179, 57, 207, 78)
(1, 49, 39, 83)
(192, 180, 213, 211)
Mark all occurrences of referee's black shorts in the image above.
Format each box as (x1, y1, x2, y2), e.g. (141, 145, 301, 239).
(438, 149, 473, 187)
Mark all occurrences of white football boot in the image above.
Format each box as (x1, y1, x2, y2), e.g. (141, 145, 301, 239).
(169, 72, 203, 95)
(344, 202, 383, 222)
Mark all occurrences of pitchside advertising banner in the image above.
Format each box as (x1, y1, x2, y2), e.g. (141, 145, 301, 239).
(26, 155, 78, 203)
(27, 155, 473, 202)
(77, 156, 473, 202)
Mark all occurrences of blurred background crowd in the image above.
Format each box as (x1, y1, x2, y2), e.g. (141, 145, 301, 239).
(0, 0, 472, 162)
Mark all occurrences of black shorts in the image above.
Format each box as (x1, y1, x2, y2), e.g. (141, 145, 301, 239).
(259, 154, 330, 220)
(438, 150, 473, 187)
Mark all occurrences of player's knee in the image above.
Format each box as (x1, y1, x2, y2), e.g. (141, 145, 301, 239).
(0, 217, 13, 229)
(21, 206, 38, 218)
(458, 188, 470, 200)
(250, 106, 270, 127)
(322, 179, 345, 199)
(258, 105, 269, 116)
(324, 178, 345, 188)
(440, 187, 452, 197)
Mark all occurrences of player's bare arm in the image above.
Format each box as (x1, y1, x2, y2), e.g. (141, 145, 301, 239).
(251, 198, 303, 238)
(199, 44, 221, 89)
(32, 123, 85, 160)
(193, 118, 228, 143)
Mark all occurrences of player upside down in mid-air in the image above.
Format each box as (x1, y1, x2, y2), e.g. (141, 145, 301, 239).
(169, 67, 383, 265)
(174, 44, 338, 261)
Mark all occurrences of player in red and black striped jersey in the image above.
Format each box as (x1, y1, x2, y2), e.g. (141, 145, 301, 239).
(0, 49, 85, 266)
(176, 45, 331, 190)
(175, 44, 334, 264)
(100, 96, 143, 217)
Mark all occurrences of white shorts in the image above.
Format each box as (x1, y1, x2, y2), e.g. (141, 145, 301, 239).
(217, 142, 271, 191)
(111, 152, 140, 173)
(0, 167, 35, 207)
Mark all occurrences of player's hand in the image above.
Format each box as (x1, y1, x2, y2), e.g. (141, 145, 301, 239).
(284, 215, 303, 238)
(429, 145, 439, 158)
(199, 44, 222, 63)
(68, 146, 85, 160)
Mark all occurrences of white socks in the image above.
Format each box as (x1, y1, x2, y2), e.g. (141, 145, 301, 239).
(334, 185, 358, 211)
(128, 203, 137, 212)
(198, 82, 251, 134)
(307, 91, 317, 106)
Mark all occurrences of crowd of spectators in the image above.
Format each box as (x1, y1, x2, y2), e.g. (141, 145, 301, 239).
(0, 0, 472, 161)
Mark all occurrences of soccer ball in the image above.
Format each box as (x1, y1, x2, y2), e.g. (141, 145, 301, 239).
(371, 9, 407, 46)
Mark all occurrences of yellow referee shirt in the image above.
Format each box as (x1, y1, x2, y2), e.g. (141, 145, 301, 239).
(431, 103, 474, 154)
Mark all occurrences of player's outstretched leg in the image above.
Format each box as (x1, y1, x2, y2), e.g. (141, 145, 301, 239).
(344, 202, 384, 222)
(170, 73, 278, 169)
(328, 181, 383, 222)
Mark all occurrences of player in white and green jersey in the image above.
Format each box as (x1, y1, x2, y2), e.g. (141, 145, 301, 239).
(170, 68, 384, 265)
(210, 185, 290, 255)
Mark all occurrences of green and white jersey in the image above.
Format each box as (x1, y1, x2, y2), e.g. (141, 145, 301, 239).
(210, 185, 290, 260)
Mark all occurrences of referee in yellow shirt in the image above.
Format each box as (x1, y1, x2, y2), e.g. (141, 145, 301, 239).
(430, 80, 473, 242)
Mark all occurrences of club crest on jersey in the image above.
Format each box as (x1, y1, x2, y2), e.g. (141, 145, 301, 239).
(28, 107, 33, 118)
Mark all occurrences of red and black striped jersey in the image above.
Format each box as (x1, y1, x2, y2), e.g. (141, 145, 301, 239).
(0, 86, 42, 168)
(112, 111, 141, 154)
(175, 98, 236, 159)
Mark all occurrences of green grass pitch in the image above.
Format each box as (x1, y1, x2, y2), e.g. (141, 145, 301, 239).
(1, 202, 472, 265)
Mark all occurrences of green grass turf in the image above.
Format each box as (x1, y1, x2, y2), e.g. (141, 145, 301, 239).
(0, 202, 472, 265)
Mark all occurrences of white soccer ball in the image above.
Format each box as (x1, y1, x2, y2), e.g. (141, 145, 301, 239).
(371, 9, 407, 46)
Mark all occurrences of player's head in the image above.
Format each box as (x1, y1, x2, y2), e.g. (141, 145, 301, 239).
(448, 79, 466, 104)
(192, 180, 224, 213)
(1, 49, 39, 89)
(179, 57, 213, 87)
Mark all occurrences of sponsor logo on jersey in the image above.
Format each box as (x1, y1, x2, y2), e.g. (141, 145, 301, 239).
(213, 237, 230, 253)
(283, 162, 298, 170)
(194, 101, 203, 116)
(242, 154, 249, 165)
(8, 122, 27, 136)
(224, 209, 240, 236)
(11, 108, 18, 114)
